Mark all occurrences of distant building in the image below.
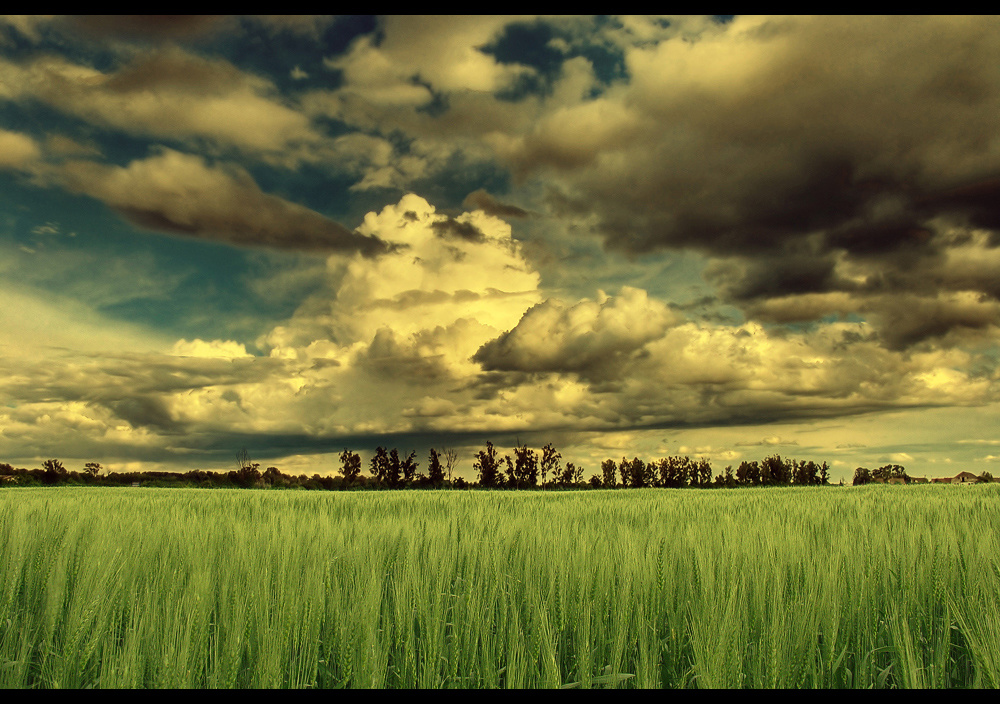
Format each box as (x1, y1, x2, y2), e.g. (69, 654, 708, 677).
(909, 477, 928, 484)
(952, 472, 978, 485)
(887, 477, 906, 485)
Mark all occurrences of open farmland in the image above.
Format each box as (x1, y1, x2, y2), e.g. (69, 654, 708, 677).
(1, 485, 998, 688)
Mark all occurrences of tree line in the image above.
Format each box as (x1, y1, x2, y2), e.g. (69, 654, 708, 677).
(1, 443, 836, 490)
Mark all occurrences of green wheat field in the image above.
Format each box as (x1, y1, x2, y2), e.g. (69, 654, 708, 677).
(1, 485, 998, 688)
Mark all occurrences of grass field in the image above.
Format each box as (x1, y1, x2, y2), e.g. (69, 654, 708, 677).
(1, 485, 998, 688)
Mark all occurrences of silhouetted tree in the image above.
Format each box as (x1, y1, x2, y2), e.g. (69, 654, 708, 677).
(443, 448, 459, 484)
(512, 443, 539, 488)
(83, 462, 102, 477)
(736, 460, 761, 486)
(370, 447, 390, 484)
(339, 449, 362, 484)
(853, 467, 872, 486)
(400, 451, 419, 485)
(698, 458, 713, 486)
(427, 448, 446, 486)
(41, 459, 66, 485)
(761, 455, 791, 485)
(387, 449, 403, 487)
(601, 458, 618, 488)
(474, 441, 503, 488)
(541, 443, 561, 488)
(263, 466, 284, 487)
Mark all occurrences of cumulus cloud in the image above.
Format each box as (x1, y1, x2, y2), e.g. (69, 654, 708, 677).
(473, 286, 678, 378)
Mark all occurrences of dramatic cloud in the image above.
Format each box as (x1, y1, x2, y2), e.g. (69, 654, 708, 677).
(46, 149, 392, 254)
(0, 47, 321, 161)
(474, 287, 678, 379)
(3, 16, 1000, 481)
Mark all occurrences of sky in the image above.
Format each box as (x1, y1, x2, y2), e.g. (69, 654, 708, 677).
(2, 15, 1000, 484)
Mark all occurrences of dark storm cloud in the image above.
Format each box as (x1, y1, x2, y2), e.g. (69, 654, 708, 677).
(105, 395, 179, 432)
(462, 189, 531, 219)
(496, 16, 1000, 348)
(430, 217, 487, 243)
(473, 287, 677, 380)
(49, 150, 394, 256)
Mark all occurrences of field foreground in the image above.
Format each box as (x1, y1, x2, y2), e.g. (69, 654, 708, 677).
(1, 485, 999, 688)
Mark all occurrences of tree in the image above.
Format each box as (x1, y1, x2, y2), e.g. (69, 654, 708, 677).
(623, 457, 648, 488)
(601, 458, 618, 488)
(512, 443, 539, 488)
(820, 462, 830, 485)
(387, 449, 402, 487)
(84, 462, 102, 477)
(761, 455, 791, 485)
(400, 451, 419, 484)
(559, 461, 580, 487)
(541, 443, 561, 488)
(339, 449, 362, 484)
(474, 441, 503, 488)
(263, 466, 284, 487)
(503, 454, 515, 487)
(853, 467, 872, 486)
(370, 447, 390, 484)
(443, 448, 459, 484)
(427, 448, 446, 486)
(700, 459, 714, 486)
(869, 464, 906, 483)
(736, 460, 761, 486)
(42, 459, 67, 485)
(235, 448, 261, 487)
(977, 471, 995, 484)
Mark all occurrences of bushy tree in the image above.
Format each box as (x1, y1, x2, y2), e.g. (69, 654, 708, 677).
(263, 466, 284, 487)
(512, 443, 539, 488)
(339, 449, 362, 484)
(41, 459, 67, 485)
(872, 464, 907, 482)
(601, 458, 617, 488)
(427, 448, 446, 486)
(400, 451, 419, 484)
(370, 447, 390, 484)
(83, 462, 102, 477)
(760, 455, 791, 485)
(736, 460, 761, 486)
(853, 467, 872, 486)
(474, 441, 503, 488)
